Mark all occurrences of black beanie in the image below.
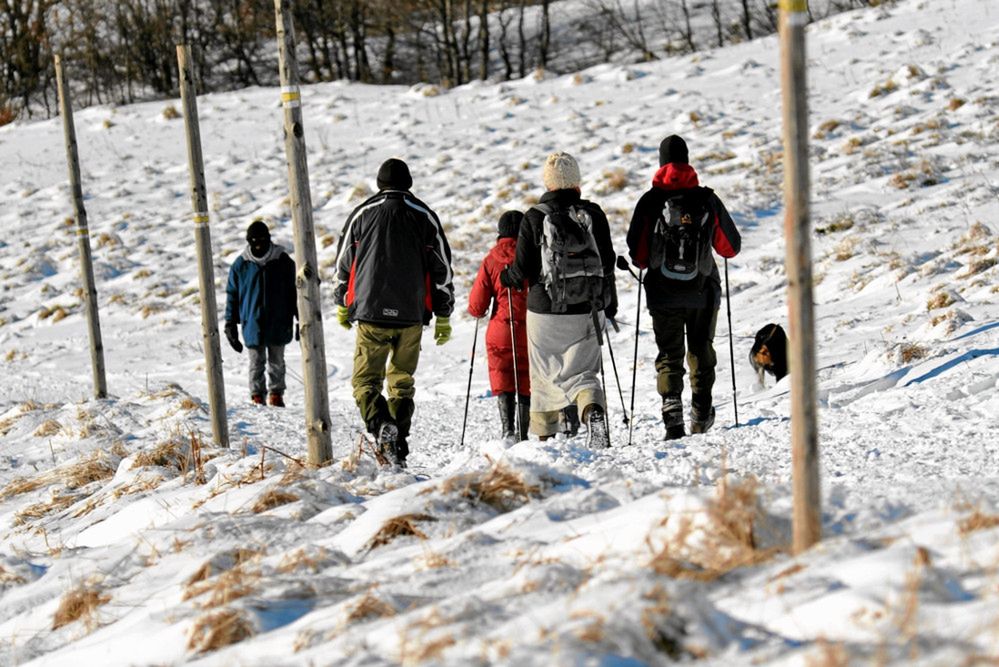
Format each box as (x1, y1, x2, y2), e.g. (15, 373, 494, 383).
(659, 135, 689, 166)
(376, 158, 413, 191)
(246, 219, 270, 241)
(497, 210, 524, 239)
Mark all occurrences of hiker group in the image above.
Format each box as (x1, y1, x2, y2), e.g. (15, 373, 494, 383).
(224, 134, 741, 466)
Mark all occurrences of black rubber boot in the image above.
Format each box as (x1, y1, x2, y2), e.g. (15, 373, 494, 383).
(690, 394, 715, 434)
(497, 393, 516, 440)
(517, 395, 531, 442)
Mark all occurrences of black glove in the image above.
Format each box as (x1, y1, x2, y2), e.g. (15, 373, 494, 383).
(500, 267, 520, 289)
(224, 321, 243, 353)
(604, 304, 618, 321)
(294, 323, 300, 341)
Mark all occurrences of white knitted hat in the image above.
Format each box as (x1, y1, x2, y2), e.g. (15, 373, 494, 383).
(542, 152, 581, 191)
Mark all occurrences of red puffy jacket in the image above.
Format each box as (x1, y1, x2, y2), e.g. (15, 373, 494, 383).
(467, 238, 530, 396)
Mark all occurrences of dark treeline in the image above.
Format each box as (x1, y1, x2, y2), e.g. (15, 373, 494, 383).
(1, 0, 884, 124)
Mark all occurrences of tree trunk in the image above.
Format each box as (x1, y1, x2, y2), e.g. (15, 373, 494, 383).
(740, 0, 753, 41)
(539, 0, 551, 69)
(477, 0, 489, 80)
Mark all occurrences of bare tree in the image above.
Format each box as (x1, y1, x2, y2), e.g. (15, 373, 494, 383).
(477, 0, 489, 80)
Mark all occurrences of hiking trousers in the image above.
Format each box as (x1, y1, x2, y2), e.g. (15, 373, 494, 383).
(351, 322, 422, 438)
(247, 344, 286, 397)
(650, 305, 718, 408)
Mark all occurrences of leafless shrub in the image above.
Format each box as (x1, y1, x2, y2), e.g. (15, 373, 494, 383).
(187, 609, 255, 654)
(52, 582, 110, 630)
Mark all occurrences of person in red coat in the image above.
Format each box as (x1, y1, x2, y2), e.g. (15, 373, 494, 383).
(468, 211, 531, 441)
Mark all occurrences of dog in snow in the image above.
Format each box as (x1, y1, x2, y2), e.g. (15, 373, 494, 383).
(750, 323, 788, 385)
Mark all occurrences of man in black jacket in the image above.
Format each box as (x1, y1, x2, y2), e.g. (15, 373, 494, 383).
(626, 135, 741, 439)
(333, 158, 455, 466)
(502, 152, 617, 448)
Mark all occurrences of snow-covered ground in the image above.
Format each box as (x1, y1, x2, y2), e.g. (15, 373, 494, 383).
(2, 0, 998, 664)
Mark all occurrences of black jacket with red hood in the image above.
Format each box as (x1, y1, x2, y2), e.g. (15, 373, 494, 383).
(626, 163, 741, 309)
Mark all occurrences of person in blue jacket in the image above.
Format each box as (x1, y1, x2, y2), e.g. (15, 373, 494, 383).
(224, 220, 298, 406)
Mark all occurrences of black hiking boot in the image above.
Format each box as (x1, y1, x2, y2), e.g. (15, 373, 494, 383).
(376, 421, 399, 466)
(560, 404, 580, 437)
(583, 404, 610, 449)
(662, 395, 685, 441)
(690, 395, 714, 435)
(517, 399, 530, 442)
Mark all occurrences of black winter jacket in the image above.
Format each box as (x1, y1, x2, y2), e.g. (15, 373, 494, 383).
(626, 163, 741, 310)
(507, 189, 618, 316)
(333, 189, 455, 326)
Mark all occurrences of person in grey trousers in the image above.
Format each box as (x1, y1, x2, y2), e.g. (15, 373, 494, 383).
(224, 220, 298, 406)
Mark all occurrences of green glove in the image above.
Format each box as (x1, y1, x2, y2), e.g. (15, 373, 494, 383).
(336, 305, 352, 330)
(434, 316, 451, 346)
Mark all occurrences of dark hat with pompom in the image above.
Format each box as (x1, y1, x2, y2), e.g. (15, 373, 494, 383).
(497, 210, 524, 239)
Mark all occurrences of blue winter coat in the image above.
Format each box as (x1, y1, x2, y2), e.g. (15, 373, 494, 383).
(225, 245, 297, 347)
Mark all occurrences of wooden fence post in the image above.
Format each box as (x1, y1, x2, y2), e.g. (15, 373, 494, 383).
(779, 0, 821, 553)
(54, 55, 108, 400)
(177, 45, 230, 448)
(273, 0, 333, 466)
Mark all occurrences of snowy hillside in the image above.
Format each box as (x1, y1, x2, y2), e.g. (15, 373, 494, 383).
(1, 0, 998, 664)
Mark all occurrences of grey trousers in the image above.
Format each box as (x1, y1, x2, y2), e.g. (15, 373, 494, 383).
(247, 344, 286, 396)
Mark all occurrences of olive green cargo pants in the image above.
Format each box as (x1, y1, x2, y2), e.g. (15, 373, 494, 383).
(351, 322, 422, 439)
(650, 305, 718, 412)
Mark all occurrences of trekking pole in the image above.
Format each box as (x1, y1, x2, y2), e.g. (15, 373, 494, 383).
(506, 285, 523, 440)
(603, 318, 629, 426)
(617, 256, 642, 446)
(725, 258, 739, 426)
(591, 308, 612, 447)
(459, 317, 481, 448)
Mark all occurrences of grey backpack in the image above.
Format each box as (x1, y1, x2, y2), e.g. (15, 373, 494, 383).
(534, 202, 605, 312)
(650, 191, 711, 281)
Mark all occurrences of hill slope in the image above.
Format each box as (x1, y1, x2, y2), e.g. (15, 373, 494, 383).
(1, 0, 998, 664)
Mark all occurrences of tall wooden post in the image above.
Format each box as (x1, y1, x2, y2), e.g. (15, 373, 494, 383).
(54, 55, 107, 400)
(779, 0, 821, 552)
(177, 45, 230, 448)
(274, 0, 333, 466)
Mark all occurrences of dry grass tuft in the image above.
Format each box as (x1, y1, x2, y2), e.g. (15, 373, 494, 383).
(926, 291, 955, 311)
(806, 639, 849, 667)
(409, 634, 457, 662)
(0, 475, 45, 500)
(600, 168, 628, 192)
(186, 548, 263, 588)
(869, 78, 898, 98)
(251, 488, 299, 514)
(346, 590, 397, 623)
(0, 565, 27, 586)
(899, 343, 928, 364)
(162, 104, 181, 120)
(443, 464, 540, 512)
(277, 547, 330, 574)
(34, 419, 63, 438)
(833, 237, 857, 262)
(64, 450, 117, 489)
(184, 564, 259, 608)
(947, 97, 965, 111)
(52, 583, 110, 630)
(132, 438, 188, 472)
(958, 509, 999, 535)
(649, 477, 778, 581)
(366, 514, 434, 550)
(14, 492, 77, 525)
(813, 118, 842, 140)
(188, 609, 255, 654)
(179, 397, 202, 412)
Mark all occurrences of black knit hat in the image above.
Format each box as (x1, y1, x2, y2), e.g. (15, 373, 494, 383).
(497, 210, 524, 239)
(246, 219, 270, 241)
(376, 158, 413, 191)
(658, 135, 689, 166)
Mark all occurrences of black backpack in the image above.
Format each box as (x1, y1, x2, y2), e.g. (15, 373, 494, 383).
(649, 190, 712, 282)
(533, 202, 606, 313)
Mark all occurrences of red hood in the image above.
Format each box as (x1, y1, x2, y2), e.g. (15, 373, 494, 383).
(652, 163, 699, 191)
(491, 237, 518, 264)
